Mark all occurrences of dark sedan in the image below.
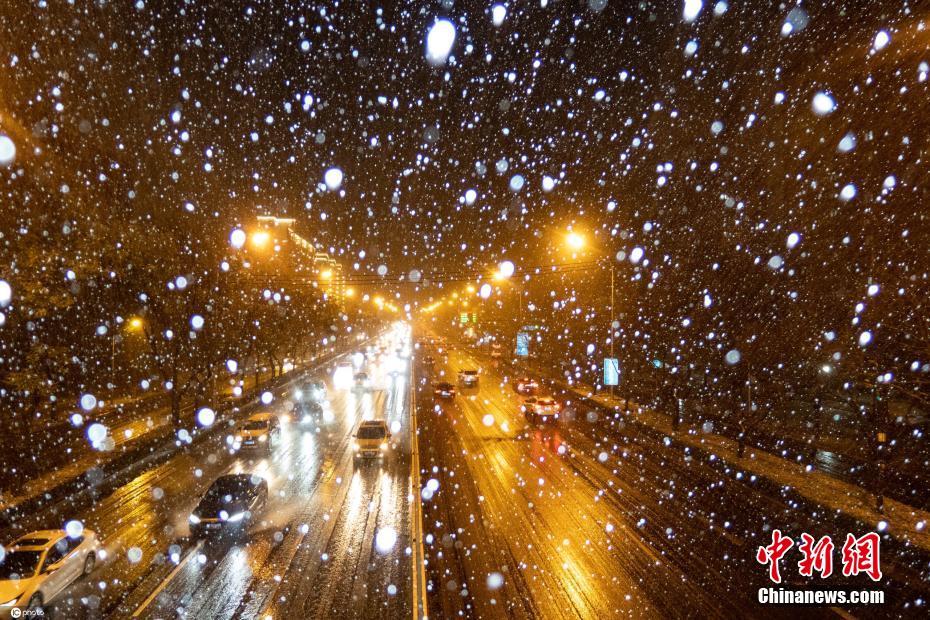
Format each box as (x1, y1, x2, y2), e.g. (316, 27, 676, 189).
(434, 382, 456, 399)
(189, 474, 268, 538)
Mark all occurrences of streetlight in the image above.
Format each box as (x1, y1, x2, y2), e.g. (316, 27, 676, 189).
(250, 230, 271, 250)
(491, 264, 525, 336)
(560, 231, 617, 397)
(111, 316, 144, 390)
(566, 231, 585, 251)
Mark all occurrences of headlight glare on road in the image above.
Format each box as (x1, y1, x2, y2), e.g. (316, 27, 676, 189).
(188, 514, 201, 524)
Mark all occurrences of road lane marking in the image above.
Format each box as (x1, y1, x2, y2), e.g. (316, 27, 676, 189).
(131, 540, 203, 618)
(409, 365, 429, 620)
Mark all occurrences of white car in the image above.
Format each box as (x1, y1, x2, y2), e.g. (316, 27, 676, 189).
(0, 529, 100, 612)
(522, 397, 561, 424)
(234, 413, 281, 451)
(458, 369, 479, 388)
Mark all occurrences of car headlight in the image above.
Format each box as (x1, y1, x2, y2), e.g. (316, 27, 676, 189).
(189, 514, 201, 524)
(0, 595, 20, 606)
(235, 435, 243, 442)
(227, 512, 246, 523)
(353, 442, 360, 451)
(380, 442, 388, 450)
(258, 434, 267, 442)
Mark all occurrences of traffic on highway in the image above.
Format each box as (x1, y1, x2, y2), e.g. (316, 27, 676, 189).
(0, 328, 416, 619)
(2, 1, 928, 619)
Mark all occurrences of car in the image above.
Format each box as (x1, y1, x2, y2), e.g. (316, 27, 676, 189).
(353, 420, 392, 462)
(189, 474, 268, 538)
(307, 379, 327, 401)
(522, 397, 561, 424)
(0, 529, 101, 612)
(434, 382, 456, 399)
(234, 413, 280, 451)
(333, 361, 355, 388)
(515, 377, 539, 395)
(298, 400, 324, 426)
(458, 369, 479, 388)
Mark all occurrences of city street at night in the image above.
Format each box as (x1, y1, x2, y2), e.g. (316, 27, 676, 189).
(2, 1, 929, 618)
(1, 330, 415, 619)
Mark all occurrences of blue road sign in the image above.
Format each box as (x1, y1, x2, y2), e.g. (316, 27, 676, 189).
(604, 358, 620, 386)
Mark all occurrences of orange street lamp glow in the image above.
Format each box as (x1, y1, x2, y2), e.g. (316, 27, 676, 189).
(345, 287, 355, 297)
(250, 230, 271, 249)
(127, 317, 144, 331)
(566, 231, 585, 251)
(320, 269, 333, 280)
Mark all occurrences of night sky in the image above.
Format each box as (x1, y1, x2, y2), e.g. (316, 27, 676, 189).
(1, 0, 926, 303)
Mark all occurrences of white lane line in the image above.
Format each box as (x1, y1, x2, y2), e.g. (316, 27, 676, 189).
(131, 540, 204, 618)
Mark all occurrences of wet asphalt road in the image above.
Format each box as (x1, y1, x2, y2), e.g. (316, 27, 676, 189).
(5, 327, 930, 620)
(2, 332, 414, 619)
(416, 338, 930, 619)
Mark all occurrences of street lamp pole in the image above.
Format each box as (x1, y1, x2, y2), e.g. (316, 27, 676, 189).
(609, 262, 615, 399)
(110, 330, 117, 391)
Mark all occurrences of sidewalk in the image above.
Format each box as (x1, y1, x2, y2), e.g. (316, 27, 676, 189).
(470, 347, 930, 554)
(571, 382, 930, 553)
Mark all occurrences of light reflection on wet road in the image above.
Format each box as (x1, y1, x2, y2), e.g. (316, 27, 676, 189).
(8, 328, 929, 619)
(4, 332, 413, 619)
(417, 339, 930, 619)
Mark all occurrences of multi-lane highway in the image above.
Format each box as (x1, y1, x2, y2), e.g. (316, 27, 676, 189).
(0, 329, 415, 619)
(4, 325, 929, 619)
(415, 335, 930, 619)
